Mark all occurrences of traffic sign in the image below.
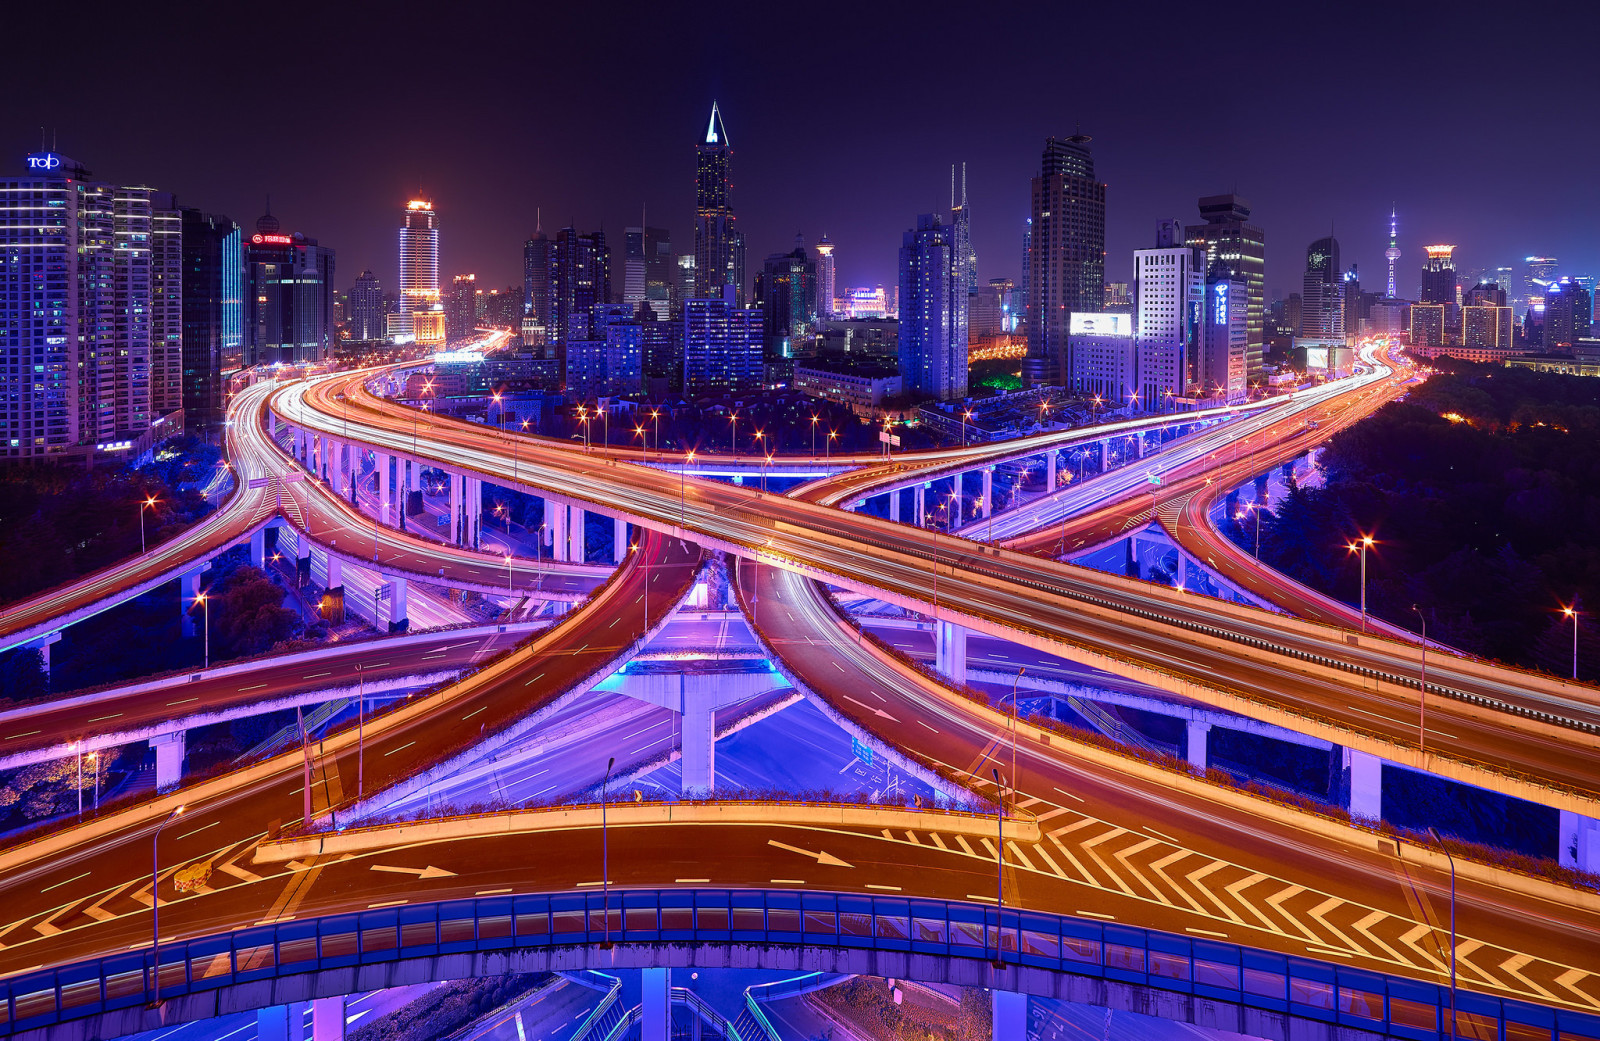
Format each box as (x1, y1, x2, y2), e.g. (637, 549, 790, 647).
(851, 736, 873, 766)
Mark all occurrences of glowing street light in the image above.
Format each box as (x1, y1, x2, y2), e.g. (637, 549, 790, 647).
(149, 804, 185, 1008)
(140, 495, 158, 554)
(1563, 604, 1581, 680)
(192, 592, 210, 668)
(1345, 535, 1375, 632)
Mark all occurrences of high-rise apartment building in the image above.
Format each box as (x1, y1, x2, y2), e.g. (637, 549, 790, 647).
(1420, 245, 1457, 305)
(523, 226, 554, 348)
(1184, 194, 1264, 386)
(0, 154, 188, 462)
(897, 212, 969, 401)
(623, 225, 673, 320)
(694, 103, 745, 303)
(815, 236, 837, 321)
(1200, 274, 1248, 402)
(1067, 312, 1136, 403)
(243, 211, 336, 365)
(1027, 134, 1106, 386)
(755, 236, 818, 362)
(389, 198, 443, 344)
(951, 164, 976, 296)
(1299, 236, 1345, 340)
(180, 209, 243, 431)
(1462, 281, 1515, 351)
(1132, 221, 1203, 410)
(566, 303, 644, 398)
(552, 228, 611, 385)
(1545, 276, 1593, 352)
(682, 286, 762, 396)
(348, 270, 385, 341)
(446, 273, 478, 343)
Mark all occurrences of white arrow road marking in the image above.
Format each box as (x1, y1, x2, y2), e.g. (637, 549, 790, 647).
(766, 840, 853, 869)
(370, 864, 457, 879)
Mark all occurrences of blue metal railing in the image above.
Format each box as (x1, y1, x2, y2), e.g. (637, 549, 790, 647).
(3, 889, 1597, 1041)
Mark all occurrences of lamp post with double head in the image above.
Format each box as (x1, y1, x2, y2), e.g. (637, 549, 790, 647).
(149, 805, 185, 1007)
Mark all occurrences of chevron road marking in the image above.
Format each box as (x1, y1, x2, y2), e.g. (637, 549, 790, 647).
(1397, 922, 1449, 975)
(1264, 884, 1322, 944)
(1044, 832, 1097, 885)
(1111, 837, 1166, 902)
(1032, 842, 1068, 879)
(1223, 872, 1282, 935)
(1080, 827, 1137, 896)
(1555, 969, 1600, 1008)
(1351, 911, 1412, 966)
(1147, 850, 1208, 915)
(1500, 953, 1558, 1001)
(32, 898, 86, 938)
(1185, 861, 1246, 925)
(1307, 897, 1366, 957)
(1453, 940, 1498, 987)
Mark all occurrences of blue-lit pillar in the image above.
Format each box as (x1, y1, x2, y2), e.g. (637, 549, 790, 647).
(1560, 810, 1600, 872)
(1344, 748, 1382, 821)
(992, 990, 1026, 1039)
(641, 967, 670, 1041)
(151, 731, 184, 791)
(257, 1005, 290, 1041)
(1185, 720, 1209, 771)
(312, 995, 345, 1040)
(888, 489, 901, 523)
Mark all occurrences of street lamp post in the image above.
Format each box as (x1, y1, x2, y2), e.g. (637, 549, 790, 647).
(140, 495, 158, 555)
(729, 412, 739, 462)
(1428, 826, 1458, 1040)
(826, 430, 837, 464)
(356, 663, 365, 798)
(193, 592, 210, 669)
(89, 751, 100, 813)
(1564, 604, 1581, 679)
(991, 767, 1006, 969)
(962, 409, 972, 446)
(600, 756, 615, 950)
(810, 414, 819, 459)
(650, 408, 661, 461)
(681, 451, 695, 527)
(1346, 535, 1374, 632)
(74, 743, 83, 820)
(149, 805, 185, 1007)
(1414, 604, 1428, 754)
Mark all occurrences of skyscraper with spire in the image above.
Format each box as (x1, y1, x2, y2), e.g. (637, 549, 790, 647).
(951, 164, 976, 296)
(815, 235, 836, 321)
(694, 102, 745, 304)
(1385, 208, 1401, 299)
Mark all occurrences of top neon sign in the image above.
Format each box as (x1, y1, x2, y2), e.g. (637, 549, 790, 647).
(252, 233, 294, 245)
(25, 153, 63, 171)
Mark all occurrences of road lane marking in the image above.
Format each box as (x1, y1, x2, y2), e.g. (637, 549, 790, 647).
(302, 672, 331, 679)
(383, 741, 416, 756)
(40, 872, 90, 894)
(237, 684, 267, 692)
(866, 884, 902, 891)
(4, 731, 42, 741)
(367, 900, 408, 909)
(675, 878, 711, 883)
(176, 821, 219, 842)
(87, 714, 122, 722)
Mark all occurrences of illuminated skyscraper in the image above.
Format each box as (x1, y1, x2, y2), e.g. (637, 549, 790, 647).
(754, 235, 818, 363)
(349, 270, 384, 341)
(683, 286, 762, 396)
(1027, 134, 1105, 386)
(1184, 194, 1265, 387)
(243, 211, 336, 365)
(390, 198, 443, 344)
(1545, 277, 1593, 352)
(694, 102, 745, 303)
(815, 235, 836, 320)
(623, 225, 673, 320)
(1420, 245, 1456, 305)
(1384, 208, 1401, 299)
(523, 224, 554, 348)
(898, 212, 969, 401)
(552, 227, 611, 386)
(951, 164, 976, 295)
(1133, 220, 1204, 410)
(1300, 237, 1344, 339)
(182, 209, 243, 431)
(446, 274, 477, 343)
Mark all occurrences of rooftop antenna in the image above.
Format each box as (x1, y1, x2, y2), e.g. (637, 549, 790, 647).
(40, 126, 45, 150)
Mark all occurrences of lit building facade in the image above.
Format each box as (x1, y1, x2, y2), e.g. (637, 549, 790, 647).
(1410, 304, 1445, 347)
(446, 273, 478, 343)
(1200, 275, 1248, 402)
(898, 212, 968, 401)
(694, 103, 745, 303)
(566, 303, 644, 398)
(348, 270, 384, 341)
(1420, 245, 1456, 305)
(1067, 312, 1136, 403)
(181, 209, 243, 431)
(1133, 221, 1204, 410)
(390, 199, 442, 344)
(243, 211, 336, 365)
(1545, 277, 1593, 352)
(682, 286, 762, 396)
(1027, 134, 1105, 386)
(1185, 194, 1265, 387)
(814, 236, 836, 320)
(623, 226, 673, 320)
(1298, 236, 1345, 342)
(754, 237, 818, 362)
(552, 227, 611, 367)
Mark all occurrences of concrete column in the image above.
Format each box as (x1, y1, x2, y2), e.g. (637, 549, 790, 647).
(324, 554, 343, 593)
(407, 457, 422, 492)
(935, 620, 968, 686)
(23, 633, 61, 678)
(249, 528, 266, 568)
(1135, 432, 1146, 458)
(385, 576, 409, 633)
(152, 731, 184, 791)
(641, 967, 670, 1041)
(888, 489, 901, 523)
(549, 499, 569, 561)
(570, 505, 587, 562)
(949, 474, 963, 531)
(981, 469, 993, 517)
(257, 1006, 290, 1041)
(312, 996, 345, 1041)
(1345, 748, 1382, 821)
(1046, 451, 1057, 491)
(468, 477, 483, 549)
(377, 453, 392, 527)
(993, 991, 1027, 1040)
(681, 677, 717, 796)
(1186, 720, 1210, 771)
(914, 485, 926, 526)
(614, 517, 630, 561)
(449, 472, 464, 545)
(1560, 810, 1600, 872)
(1175, 549, 1193, 589)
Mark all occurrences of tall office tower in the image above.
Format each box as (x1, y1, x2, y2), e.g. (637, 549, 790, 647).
(1384, 209, 1401, 299)
(1067, 312, 1136, 402)
(623, 226, 673, 319)
(552, 228, 611, 385)
(951, 164, 977, 296)
(1200, 272, 1249, 402)
(682, 285, 762, 396)
(566, 303, 644, 398)
(389, 198, 442, 344)
(755, 235, 818, 361)
(1342, 266, 1363, 337)
(523, 227, 555, 348)
(898, 212, 969, 401)
(349, 270, 385, 341)
(180, 209, 243, 432)
(1027, 134, 1106, 386)
(1184, 193, 1265, 386)
(108, 186, 160, 436)
(1525, 256, 1558, 304)
(446, 274, 478, 342)
(694, 102, 745, 302)
(674, 255, 696, 315)
(1420, 245, 1456, 305)
(148, 194, 184, 419)
(1300, 236, 1345, 339)
(1462, 283, 1514, 350)
(243, 211, 336, 365)
(1015, 218, 1032, 327)
(637, 304, 678, 385)
(1132, 221, 1204, 410)
(814, 235, 837, 320)
(970, 279, 1016, 337)
(1545, 277, 1593, 352)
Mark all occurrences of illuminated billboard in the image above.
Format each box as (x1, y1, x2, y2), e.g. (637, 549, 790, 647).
(1069, 312, 1131, 337)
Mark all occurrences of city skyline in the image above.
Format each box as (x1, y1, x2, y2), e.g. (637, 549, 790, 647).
(9, 1, 1595, 303)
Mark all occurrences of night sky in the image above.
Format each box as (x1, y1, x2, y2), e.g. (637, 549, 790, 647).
(10, 1, 1597, 302)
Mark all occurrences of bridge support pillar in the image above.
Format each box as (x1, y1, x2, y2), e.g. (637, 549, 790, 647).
(1186, 720, 1210, 771)
(312, 995, 345, 1040)
(22, 633, 61, 679)
(681, 680, 718, 796)
(641, 967, 669, 1041)
(949, 475, 963, 530)
(1560, 810, 1600, 872)
(981, 469, 993, 517)
(257, 1005, 290, 1041)
(466, 476, 482, 549)
(914, 485, 925, 526)
(888, 489, 901, 523)
(614, 517, 630, 561)
(1046, 450, 1057, 491)
(378, 453, 394, 527)
(992, 990, 1026, 1039)
(152, 730, 184, 791)
(249, 528, 266, 568)
(547, 499, 568, 561)
(935, 620, 968, 686)
(1344, 748, 1382, 821)
(1135, 432, 1146, 458)
(181, 568, 205, 637)
(569, 505, 587, 562)
(384, 576, 409, 633)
